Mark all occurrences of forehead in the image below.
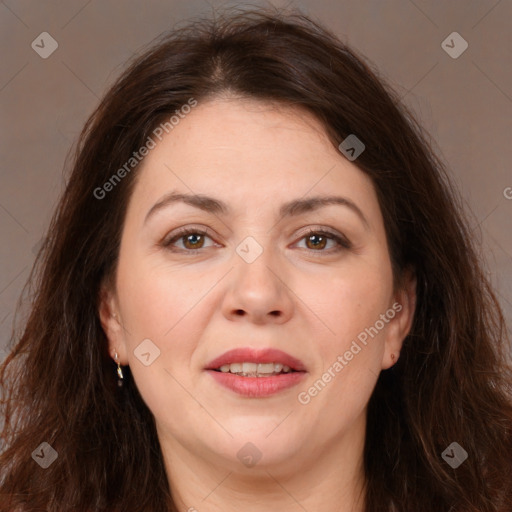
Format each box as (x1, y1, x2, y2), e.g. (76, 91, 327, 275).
(130, 97, 381, 223)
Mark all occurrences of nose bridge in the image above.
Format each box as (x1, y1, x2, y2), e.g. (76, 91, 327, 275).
(224, 232, 293, 322)
(234, 233, 281, 294)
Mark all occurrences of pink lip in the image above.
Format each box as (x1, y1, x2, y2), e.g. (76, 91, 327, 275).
(206, 371, 306, 397)
(204, 347, 307, 398)
(205, 347, 306, 372)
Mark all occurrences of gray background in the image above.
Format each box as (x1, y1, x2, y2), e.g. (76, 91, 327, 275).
(1, 0, 511, 362)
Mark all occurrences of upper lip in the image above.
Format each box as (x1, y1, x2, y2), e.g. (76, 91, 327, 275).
(205, 347, 306, 372)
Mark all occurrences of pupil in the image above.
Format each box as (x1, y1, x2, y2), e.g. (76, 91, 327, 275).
(186, 234, 202, 247)
(308, 234, 326, 250)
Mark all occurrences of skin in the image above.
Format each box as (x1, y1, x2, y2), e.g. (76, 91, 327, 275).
(100, 96, 416, 512)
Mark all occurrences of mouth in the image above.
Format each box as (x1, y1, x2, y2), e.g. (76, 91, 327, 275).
(205, 347, 306, 374)
(211, 361, 299, 377)
(204, 347, 307, 397)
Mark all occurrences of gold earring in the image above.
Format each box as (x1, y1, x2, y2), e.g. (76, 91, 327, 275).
(114, 350, 124, 385)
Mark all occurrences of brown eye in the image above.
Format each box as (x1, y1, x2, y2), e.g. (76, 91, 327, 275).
(305, 233, 328, 250)
(163, 229, 215, 252)
(162, 227, 350, 254)
(182, 233, 205, 250)
(296, 229, 351, 253)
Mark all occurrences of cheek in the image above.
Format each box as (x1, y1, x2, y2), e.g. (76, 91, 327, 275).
(309, 263, 392, 346)
(116, 253, 206, 339)
(297, 266, 392, 417)
(115, 256, 220, 384)
(115, 259, 206, 422)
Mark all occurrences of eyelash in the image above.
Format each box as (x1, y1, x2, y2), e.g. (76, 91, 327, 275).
(162, 226, 352, 255)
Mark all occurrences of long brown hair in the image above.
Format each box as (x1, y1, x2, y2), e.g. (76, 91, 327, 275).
(1, 6, 511, 511)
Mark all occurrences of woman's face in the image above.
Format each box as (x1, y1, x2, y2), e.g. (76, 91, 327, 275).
(100, 97, 415, 474)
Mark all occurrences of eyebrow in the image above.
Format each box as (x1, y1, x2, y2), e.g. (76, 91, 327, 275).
(144, 191, 369, 228)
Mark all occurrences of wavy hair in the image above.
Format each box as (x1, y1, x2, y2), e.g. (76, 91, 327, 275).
(1, 6, 511, 511)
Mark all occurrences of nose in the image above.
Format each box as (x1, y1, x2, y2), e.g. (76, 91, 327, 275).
(221, 247, 294, 325)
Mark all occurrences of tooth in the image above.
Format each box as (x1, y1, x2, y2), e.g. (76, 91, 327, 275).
(218, 362, 296, 375)
(230, 363, 242, 373)
(257, 363, 275, 374)
(242, 362, 258, 374)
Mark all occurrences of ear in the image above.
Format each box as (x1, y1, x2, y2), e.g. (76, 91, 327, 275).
(381, 268, 417, 370)
(98, 281, 128, 364)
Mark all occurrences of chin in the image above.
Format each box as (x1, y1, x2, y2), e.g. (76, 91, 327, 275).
(210, 423, 305, 467)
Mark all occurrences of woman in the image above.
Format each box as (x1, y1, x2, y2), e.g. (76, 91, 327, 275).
(1, 7, 511, 512)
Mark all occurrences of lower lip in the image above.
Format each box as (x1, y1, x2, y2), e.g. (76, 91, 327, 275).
(206, 370, 306, 397)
